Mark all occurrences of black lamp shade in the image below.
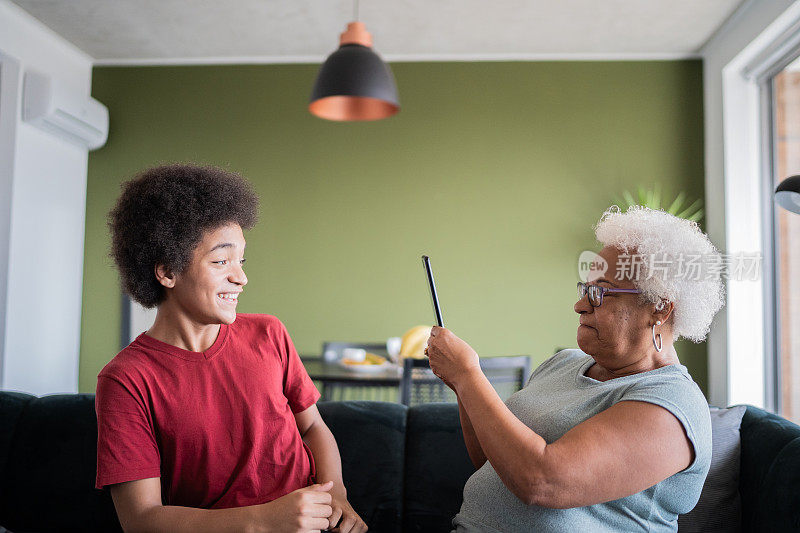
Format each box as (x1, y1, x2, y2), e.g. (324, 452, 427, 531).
(775, 175, 800, 215)
(309, 44, 399, 121)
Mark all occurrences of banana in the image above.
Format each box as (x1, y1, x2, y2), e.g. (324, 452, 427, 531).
(364, 352, 386, 364)
(401, 325, 429, 348)
(400, 325, 432, 359)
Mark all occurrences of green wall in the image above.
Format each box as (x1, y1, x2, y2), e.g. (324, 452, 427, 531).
(81, 61, 708, 394)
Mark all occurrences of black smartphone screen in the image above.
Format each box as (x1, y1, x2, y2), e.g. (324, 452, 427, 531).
(421, 255, 444, 327)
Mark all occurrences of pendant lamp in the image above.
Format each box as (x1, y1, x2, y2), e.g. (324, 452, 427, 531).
(309, 5, 399, 121)
(775, 175, 800, 215)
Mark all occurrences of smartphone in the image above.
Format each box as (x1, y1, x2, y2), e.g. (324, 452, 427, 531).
(421, 255, 444, 327)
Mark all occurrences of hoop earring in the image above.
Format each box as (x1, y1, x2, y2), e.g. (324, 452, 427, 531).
(652, 321, 663, 352)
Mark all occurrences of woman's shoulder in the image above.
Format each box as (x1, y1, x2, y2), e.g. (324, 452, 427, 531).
(624, 364, 708, 411)
(527, 348, 590, 383)
(626, 363, 706, 401)
(544, 348, 591, 369)
(622, 365, 712, 461)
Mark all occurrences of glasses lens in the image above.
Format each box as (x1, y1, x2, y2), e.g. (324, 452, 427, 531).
(577, 283, 586, 299)
(588, 285, 602, 306)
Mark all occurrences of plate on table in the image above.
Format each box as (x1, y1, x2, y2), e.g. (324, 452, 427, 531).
(338, 353, 394, 373)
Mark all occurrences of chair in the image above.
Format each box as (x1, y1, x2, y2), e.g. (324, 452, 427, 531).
(479, 355, 531, 399)
(401, 358, 451, 406)
(317, 342, 397, 402)
(400, 355, 531, 406)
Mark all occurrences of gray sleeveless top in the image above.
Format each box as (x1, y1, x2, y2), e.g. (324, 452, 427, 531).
(452, 349, 711, 533)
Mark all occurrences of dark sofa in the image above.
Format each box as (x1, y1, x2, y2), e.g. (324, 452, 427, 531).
(1, 391, 799, 532)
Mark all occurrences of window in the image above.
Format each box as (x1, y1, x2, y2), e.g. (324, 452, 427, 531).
(715, 2, 800, 411)
(770, 59, 800, 424)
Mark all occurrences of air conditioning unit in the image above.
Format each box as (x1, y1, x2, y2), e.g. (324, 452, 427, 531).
(22, 70, 109, 150)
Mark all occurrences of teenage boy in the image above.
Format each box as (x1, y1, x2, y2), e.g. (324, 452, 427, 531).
(96, 164, 366, 533)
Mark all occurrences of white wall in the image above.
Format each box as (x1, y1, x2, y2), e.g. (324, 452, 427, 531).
(701, 0, 797, 407)
(0, 0, 94, 395)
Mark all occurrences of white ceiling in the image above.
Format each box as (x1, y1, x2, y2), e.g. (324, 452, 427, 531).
(10, 0, 745, 65)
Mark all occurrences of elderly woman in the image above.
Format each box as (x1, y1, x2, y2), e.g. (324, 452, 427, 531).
(426, 206, 722, 533)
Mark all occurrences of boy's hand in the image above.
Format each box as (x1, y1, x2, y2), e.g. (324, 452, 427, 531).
(252, 481, 333, 532)
(328, 487, 367, 533)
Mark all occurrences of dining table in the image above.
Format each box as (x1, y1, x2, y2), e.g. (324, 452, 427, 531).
(301, 355, 530, 405)
(300, 356, 406, 402)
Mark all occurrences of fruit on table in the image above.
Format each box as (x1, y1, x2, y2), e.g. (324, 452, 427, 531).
(400, 325, 432, 359)
(364, 352, 385, 364)
(342, 352, 387, 366)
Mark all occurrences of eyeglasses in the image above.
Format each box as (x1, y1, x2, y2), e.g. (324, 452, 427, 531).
(577, 282, 641, 307)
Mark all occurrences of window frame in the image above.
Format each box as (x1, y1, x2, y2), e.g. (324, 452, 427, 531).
(761, 73, 779, 414)
(760, 55, 800, 415)
(716, 5, 800, 409)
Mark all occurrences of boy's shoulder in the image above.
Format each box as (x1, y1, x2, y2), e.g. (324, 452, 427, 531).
(97, 315, 288, 383)
(231, 313, 286, 337)
(233, 312, 282, 327)
(97, 338, 154, 385)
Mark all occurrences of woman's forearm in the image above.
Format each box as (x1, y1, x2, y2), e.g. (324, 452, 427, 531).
(454, 369, 550, 504)
(457, 396, 487, 469)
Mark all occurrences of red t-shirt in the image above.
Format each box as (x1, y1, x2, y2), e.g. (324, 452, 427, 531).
(95, 313, 321, 508)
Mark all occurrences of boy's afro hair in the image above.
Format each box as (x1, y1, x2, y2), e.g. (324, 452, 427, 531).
(108, 163, 259, 308)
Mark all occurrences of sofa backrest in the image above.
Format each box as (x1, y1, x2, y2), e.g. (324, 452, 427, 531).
(0, 391, 121, 532)
(318, 401, 475, 532)
(0, 393, 414, 533)
(316, 401, 407, 532)
(403, 403, 474, 532)
(739, 405, 800, 532)
(0, 393, 473, 533)
(3, 392, 799, 533)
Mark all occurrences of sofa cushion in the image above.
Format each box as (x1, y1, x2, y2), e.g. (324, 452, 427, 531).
(0, 393, 121, 532)
(739, 406, 800, 532)
(318, 401, 407, 533)
(757, 438, 800, 530)
(678, 405, 746, 532)
(403, 403, 474, 532)
(0, 391, 35, 487)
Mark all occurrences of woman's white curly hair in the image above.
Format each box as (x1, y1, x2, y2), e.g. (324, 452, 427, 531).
(594, 205, 724, 342)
